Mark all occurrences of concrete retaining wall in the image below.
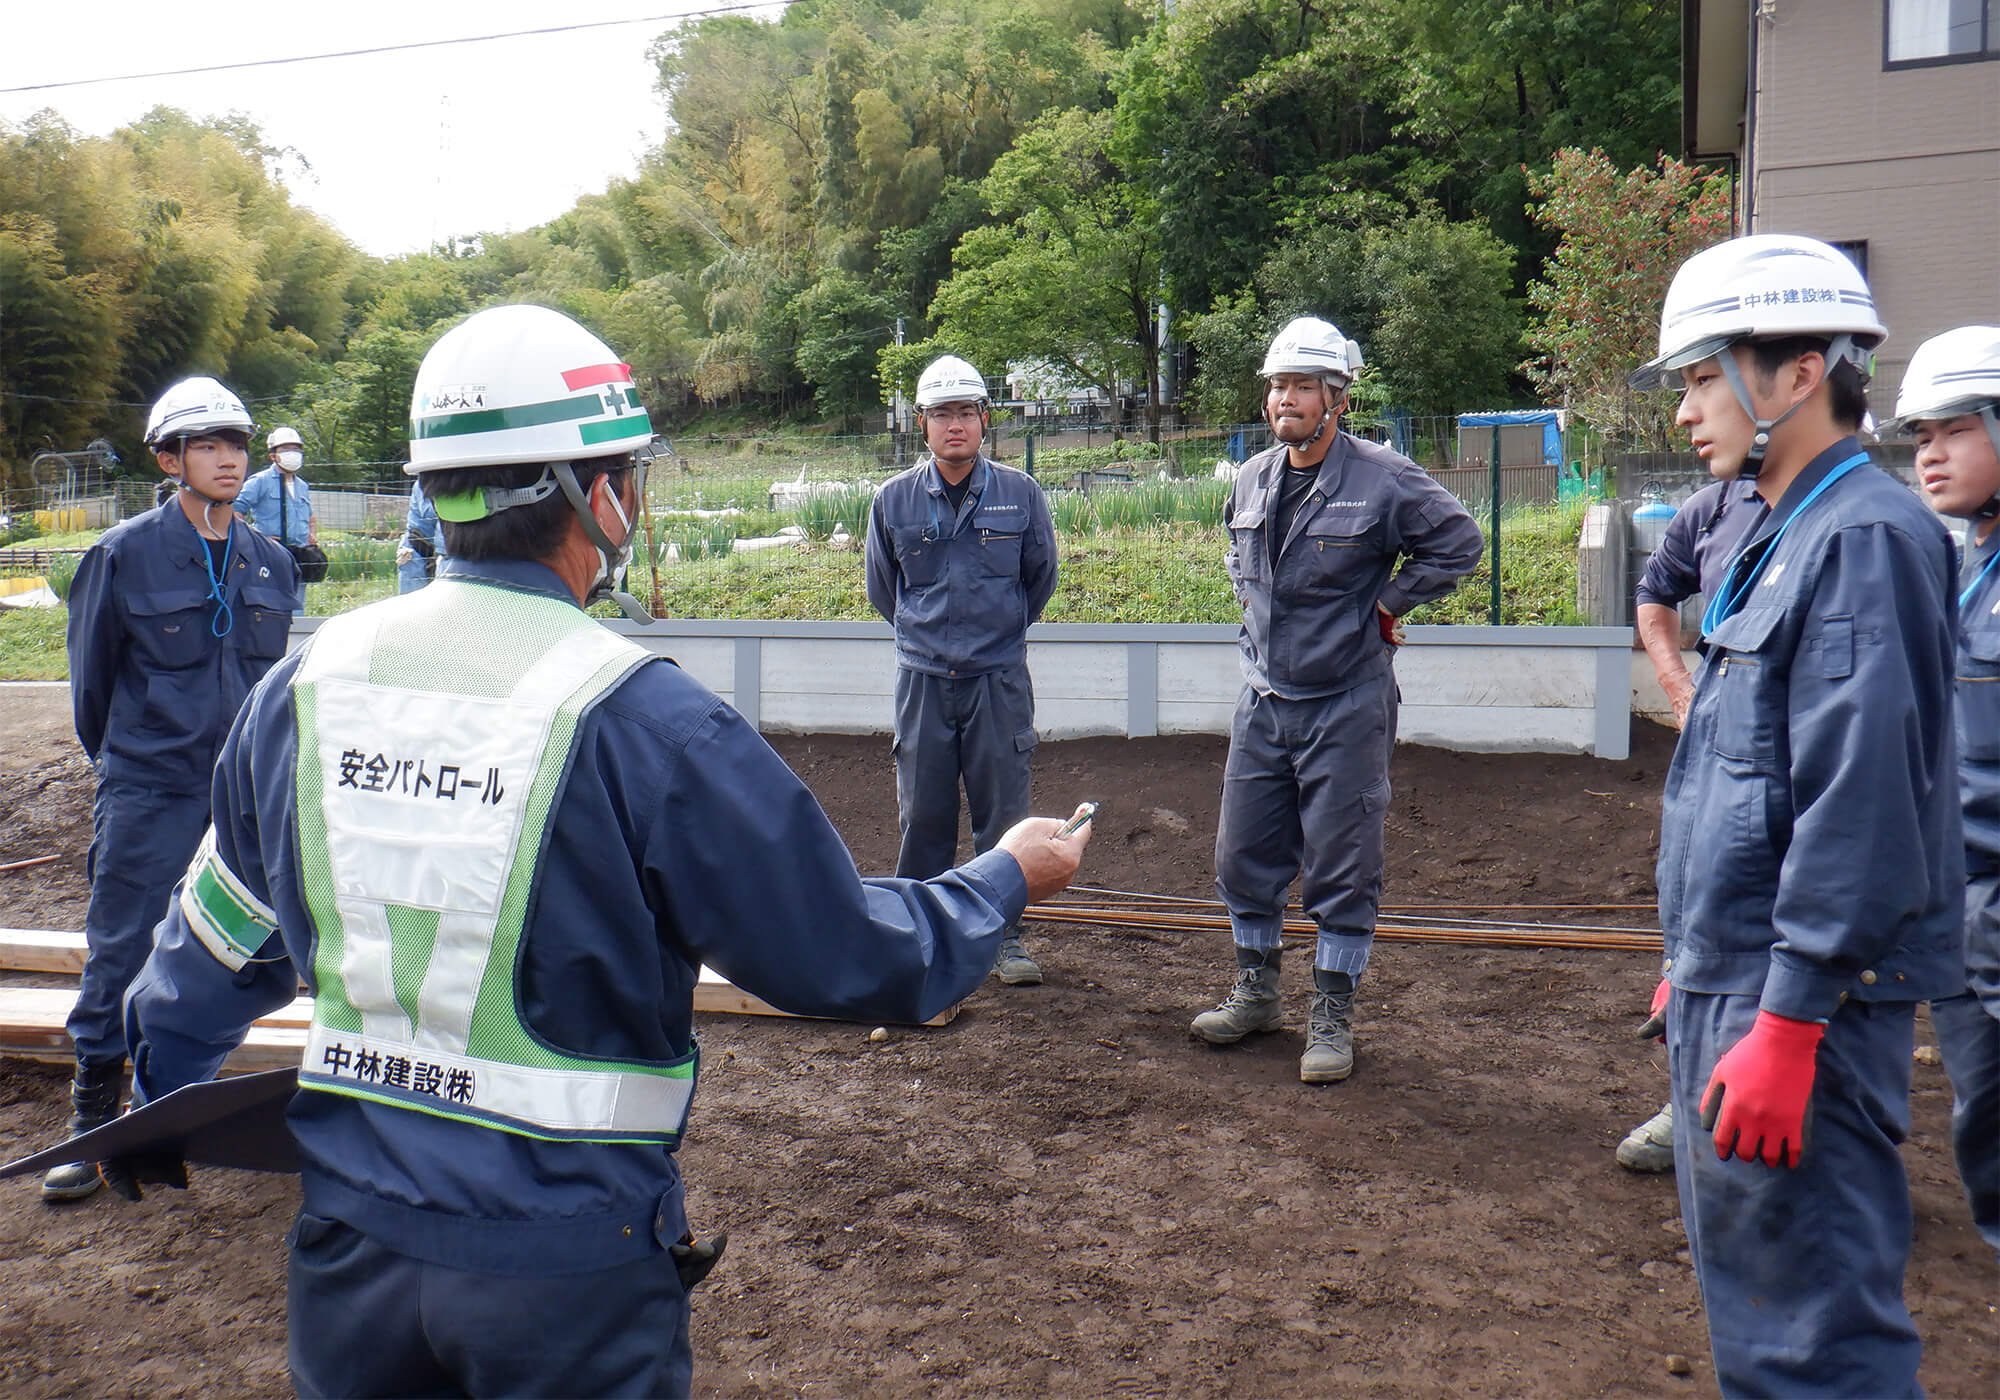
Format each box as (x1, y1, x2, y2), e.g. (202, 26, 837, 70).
(586, 620, 1638, 759)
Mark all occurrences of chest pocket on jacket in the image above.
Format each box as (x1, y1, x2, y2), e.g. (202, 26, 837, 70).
(893, 525, 944, 587)
(1701, 604, 1788, 763)
(1301, 511, 1382, 588)
(127, 587, 214, 669)
(1228, 502, 1270, 582)
(238, 584, 295, 660)
(1961, 620, 2000, 763)
(972, 507, 1024, 577)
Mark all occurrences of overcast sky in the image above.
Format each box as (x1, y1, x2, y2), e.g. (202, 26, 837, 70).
(1, 2, 786, 259)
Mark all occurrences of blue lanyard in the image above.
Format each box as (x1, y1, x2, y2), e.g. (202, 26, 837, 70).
(1964, 541, 2000, 613)
(1702, 452, 1869, 636)
(202, 527, 236, 637)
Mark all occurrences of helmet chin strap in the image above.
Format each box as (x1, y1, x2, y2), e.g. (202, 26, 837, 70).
(1979, 406, 2000, 521)
(553, 458, 653, 622)
(166, 441, 235, 535)
(1714, 336, 1855, 480)
(1273, 378, 1347, 451)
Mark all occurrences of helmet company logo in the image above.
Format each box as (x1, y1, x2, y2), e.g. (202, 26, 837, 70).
(427, 385, 488, 412)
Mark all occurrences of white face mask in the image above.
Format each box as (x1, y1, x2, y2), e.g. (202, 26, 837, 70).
(277, 449, 304, 471)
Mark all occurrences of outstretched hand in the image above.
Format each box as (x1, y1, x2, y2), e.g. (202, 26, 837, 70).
(997, 805, 1095, 904)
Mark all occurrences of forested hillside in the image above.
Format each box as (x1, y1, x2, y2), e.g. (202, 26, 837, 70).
(2, 0, 1685, 487)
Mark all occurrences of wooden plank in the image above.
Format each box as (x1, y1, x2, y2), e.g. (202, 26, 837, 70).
(0, 929, 87, 975)
(0, 938, 959, 1030)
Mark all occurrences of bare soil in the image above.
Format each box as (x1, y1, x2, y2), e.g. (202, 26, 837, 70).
(0, 686, 1992, 1398)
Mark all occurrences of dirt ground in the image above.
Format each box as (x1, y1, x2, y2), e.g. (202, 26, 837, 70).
(0, 683, 1993, 1399)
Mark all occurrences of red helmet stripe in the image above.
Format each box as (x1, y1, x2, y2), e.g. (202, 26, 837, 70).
(561, 362, 635, 390)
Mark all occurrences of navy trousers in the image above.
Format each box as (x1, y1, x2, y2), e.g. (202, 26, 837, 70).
(1669, 990, 1924, 1398)
(287, 1211, 693, 1399)
(1213, 679, 1396, 977)
(892, 665, 1036, 880)
(67, 779, 211, 1064)
(1931, 987, 2000, 1254)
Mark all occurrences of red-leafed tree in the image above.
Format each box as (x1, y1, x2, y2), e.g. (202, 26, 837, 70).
(1524, 149, 1735, 451)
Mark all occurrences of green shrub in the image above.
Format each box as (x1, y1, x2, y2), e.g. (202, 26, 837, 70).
(320, 537, 395, 583)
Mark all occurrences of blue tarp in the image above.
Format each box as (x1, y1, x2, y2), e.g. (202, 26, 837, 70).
(1457, 409, 1564, 466)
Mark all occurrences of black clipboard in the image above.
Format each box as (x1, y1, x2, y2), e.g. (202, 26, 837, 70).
(0, 1068, 302, 1179)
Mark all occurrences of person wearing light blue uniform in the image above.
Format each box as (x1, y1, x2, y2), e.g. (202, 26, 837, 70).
(1633, 236, 1964, 1398)
(104, 307, 1093, 1400)
(865, 354, 1059, 987)
(1191, 317, 1482, 1084)
(41, 377, 298, 1203)
(1618, 475, 1767, 1173)
(1891, 325, 2000, 1257)
(235, 425, 317, 550)
(396, 475, 446, 592)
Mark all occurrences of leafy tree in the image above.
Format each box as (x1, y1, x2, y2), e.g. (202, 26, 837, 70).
(793, 271, 896, 427)
(1524, 149, 1734, 450)
(1359, 214, 1520, 420)
(919, 108, 1165, 436)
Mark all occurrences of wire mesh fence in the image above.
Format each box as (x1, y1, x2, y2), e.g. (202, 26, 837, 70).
(4, 415, 1611, 624)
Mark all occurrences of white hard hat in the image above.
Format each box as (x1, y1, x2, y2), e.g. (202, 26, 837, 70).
(1629, 234, 1887, 391)
(915, 355, 989, 410)
(1888, 325, 2000, 431)
(1260, 317, 1364, 383)
(407, 304, 654, 473)
(267, 426, 304, 450)
(144, 376, 254, 448)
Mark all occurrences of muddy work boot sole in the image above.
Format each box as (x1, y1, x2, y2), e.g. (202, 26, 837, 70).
(993, 936, 1043, 986)
(1616, 1102, 1676, 1173)
(1191, 960, 1283, 1044)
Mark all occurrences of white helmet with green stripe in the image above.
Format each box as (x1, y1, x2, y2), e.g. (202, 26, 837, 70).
(407, 304, 657, 621)
(407, 304, 653, 472)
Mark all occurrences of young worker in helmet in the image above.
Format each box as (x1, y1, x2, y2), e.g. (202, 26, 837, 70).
(1890, 325, 2000, 1257)
(865, 354, 1060, 986)
(105, 307, 1094, 1398)
(41, 376, 299, 1203)
(1193, 317, 1482, 1082)
(1617, 472, 1765, 1174)
(1632, 236, 1963, 1395)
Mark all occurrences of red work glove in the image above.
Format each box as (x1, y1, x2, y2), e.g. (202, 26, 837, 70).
(1699, 1011, 1825, 1168)
(1635, 978, 1670, 1042)
(1375, 602, 1405, 647)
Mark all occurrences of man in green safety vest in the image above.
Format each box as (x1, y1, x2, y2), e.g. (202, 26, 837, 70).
(106, 304, 1095, 1398)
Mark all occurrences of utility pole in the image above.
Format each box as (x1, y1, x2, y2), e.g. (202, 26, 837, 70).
(892, 318, 908, 465)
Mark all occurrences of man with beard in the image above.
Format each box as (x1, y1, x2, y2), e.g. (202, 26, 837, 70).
(1192, 318, 1482, 1082)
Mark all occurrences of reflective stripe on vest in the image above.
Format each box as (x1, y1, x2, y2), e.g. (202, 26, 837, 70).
(291, 577, 695, 1143)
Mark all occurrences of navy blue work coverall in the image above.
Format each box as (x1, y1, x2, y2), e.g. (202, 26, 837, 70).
(1634, 478, 1766, 615)
(864, 455, 1058, 879)
(1657, 440, 1965, 1397)
(64, 498, 298, 1065)
(121, 557, 1030, 1399)
(1217, 434, 1482, 974)
(1932, 524, 2000, 1253)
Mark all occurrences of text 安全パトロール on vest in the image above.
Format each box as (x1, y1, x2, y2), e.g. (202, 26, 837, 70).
(285, 580, 695, 1143)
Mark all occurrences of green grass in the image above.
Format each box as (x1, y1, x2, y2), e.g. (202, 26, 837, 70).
(0, 606, 67, 679)
(1404, 500, 1588, 626)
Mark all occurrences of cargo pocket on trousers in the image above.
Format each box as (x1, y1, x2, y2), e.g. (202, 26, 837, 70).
(1014, 725, 1038, 754)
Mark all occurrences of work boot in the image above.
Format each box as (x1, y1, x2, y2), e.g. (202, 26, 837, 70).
(1616, 1102, 1676, 1173)
(1191, 946, 1283, 1044)
(993, 933, 1043, 986)
(1300, 969, 1356, 1083)
(40, 1057, 126, 1203)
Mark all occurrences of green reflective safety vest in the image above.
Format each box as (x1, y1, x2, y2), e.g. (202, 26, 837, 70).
(290, 577, 696, 1144)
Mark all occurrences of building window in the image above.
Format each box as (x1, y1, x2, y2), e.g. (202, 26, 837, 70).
(1885, 0, 1997, 65)
(1830, 240, 1869, 280)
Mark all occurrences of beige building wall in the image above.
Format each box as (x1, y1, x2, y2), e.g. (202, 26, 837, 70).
(1747, 0, 2000, 412)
